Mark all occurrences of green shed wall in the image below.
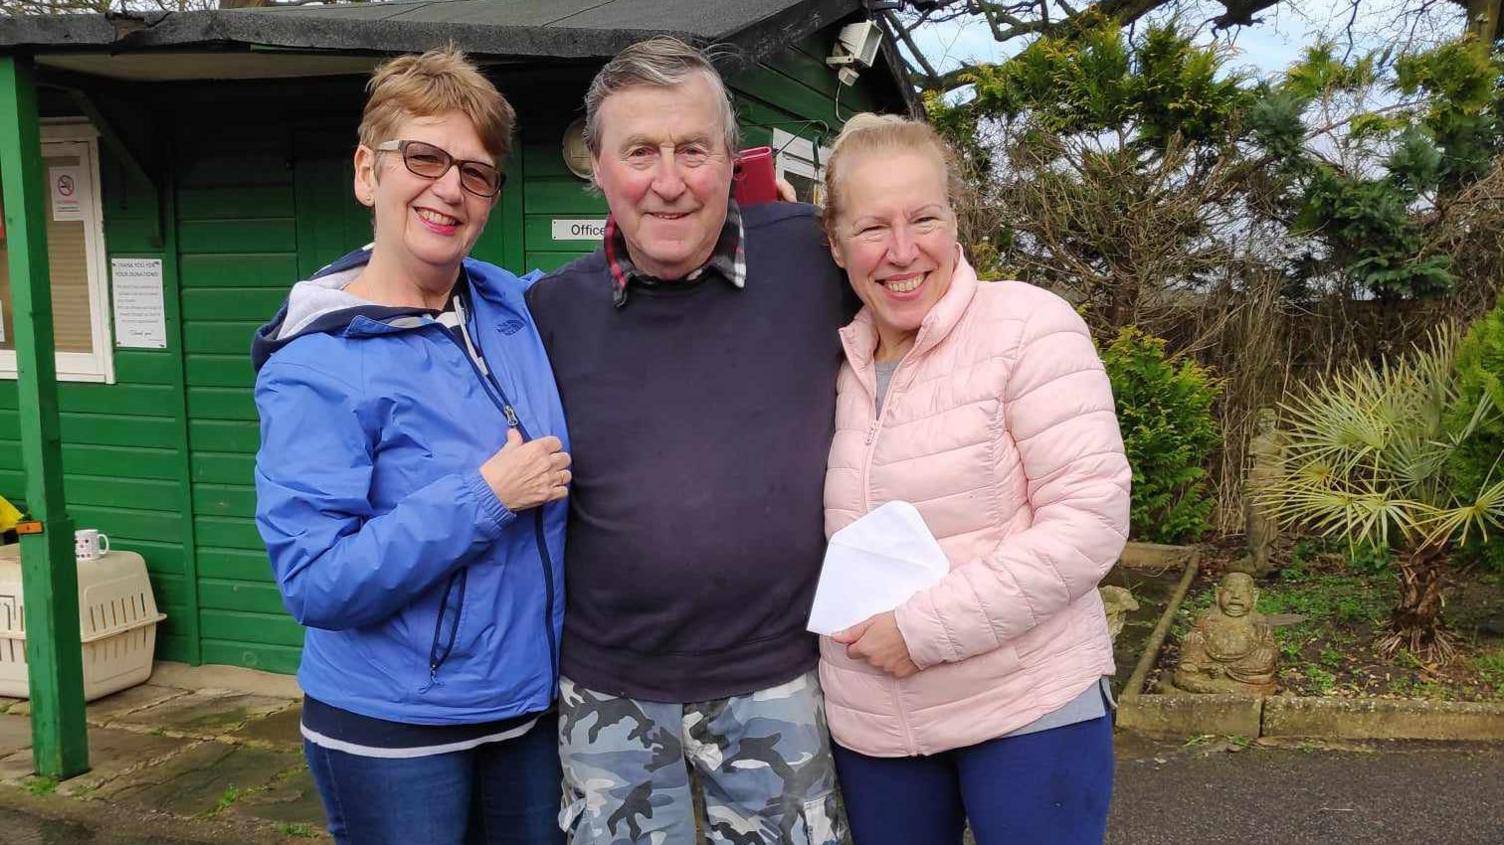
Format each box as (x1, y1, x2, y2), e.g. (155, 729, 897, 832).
(0, 140, 202, 665)
(1, 36, 899, 675)
(178, 121, 332, 674)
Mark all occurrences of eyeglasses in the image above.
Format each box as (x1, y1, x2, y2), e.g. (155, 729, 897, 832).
(374, 140, 505, 198)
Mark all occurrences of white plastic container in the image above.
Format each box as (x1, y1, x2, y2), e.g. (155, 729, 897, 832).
(0, 545, 167, 701)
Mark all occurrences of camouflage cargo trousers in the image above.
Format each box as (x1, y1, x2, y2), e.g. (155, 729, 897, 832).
(558, 672, 846, 845)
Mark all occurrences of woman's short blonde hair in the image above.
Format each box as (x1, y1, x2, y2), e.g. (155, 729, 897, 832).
(820, 112, 962, 235)
(358, 45, 516, 164)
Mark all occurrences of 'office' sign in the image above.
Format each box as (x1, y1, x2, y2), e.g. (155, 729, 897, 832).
(551, 219, 607, 241)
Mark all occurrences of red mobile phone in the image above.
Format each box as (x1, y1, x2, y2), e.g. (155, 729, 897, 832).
(733, 146, 780, 205)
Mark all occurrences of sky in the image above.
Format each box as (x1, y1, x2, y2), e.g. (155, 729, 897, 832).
(905, 0, 1468, 83)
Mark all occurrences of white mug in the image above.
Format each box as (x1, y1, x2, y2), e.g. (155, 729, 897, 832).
(75, 528, 110, 560)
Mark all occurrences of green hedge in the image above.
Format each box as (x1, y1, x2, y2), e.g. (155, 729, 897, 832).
(1102, 327, 1222, 544)
(1448, 300, 1504, 569)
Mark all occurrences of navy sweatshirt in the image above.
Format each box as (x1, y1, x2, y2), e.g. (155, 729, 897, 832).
(525, 203, 854, 702)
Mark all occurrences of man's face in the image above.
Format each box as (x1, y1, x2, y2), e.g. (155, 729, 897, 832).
(591, 73, 734, 280)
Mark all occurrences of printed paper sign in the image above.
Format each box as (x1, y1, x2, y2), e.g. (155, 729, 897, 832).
(111, 258, 167, 349)
(551, 219, 607, 241)
(49, 167, 84, 222)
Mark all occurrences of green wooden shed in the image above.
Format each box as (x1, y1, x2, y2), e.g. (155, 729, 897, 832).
(0, 0, 914, 677)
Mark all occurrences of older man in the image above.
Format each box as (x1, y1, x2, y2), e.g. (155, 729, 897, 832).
(526, 36, 850, 845)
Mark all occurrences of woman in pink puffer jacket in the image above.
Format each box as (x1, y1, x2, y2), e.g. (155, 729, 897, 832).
(819, 114, 1131, 845)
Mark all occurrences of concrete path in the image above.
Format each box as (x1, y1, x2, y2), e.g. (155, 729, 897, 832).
(2, 666, 1502, 844)
(1109, 733, 1504, 844)
(0, 662, 324, 844)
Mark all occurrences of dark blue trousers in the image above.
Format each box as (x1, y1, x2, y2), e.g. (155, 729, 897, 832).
(304, 713, 562, 845)
(833, 715, 1114, 845)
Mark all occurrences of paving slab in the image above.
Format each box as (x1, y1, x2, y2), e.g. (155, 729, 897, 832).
(56, 725, 193, 797)
(227, 703, 302, 747)
(0, 748, 36, 782)
(149, 661, 302, 699)
(95, 740, 301, 816)
(84, 684, 192, 725)
(0, 714, 31, 761)
(111, 690, 293, 736)
(229, 763, 327, 828)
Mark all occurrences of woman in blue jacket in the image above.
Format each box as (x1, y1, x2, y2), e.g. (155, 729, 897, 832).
(252, 47, 569, 845)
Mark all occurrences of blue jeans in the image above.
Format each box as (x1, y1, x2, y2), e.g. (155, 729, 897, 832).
(832, 715, 1114, 845)
(304, 713, 563, 845)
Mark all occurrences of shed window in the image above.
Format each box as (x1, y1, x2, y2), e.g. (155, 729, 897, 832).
(0, 124, 114, 383)
(772, 129, 832, 206)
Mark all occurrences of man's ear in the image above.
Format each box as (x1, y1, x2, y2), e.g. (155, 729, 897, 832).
(354, 145, 377, 207)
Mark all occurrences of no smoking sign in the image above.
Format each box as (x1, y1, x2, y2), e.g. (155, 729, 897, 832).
(49, 167, 83, 221)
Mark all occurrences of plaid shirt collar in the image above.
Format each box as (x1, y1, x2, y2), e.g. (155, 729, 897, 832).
(604, 199, 746, 308)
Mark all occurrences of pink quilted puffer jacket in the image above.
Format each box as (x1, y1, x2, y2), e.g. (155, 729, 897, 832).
(822, 252, 1131, 757)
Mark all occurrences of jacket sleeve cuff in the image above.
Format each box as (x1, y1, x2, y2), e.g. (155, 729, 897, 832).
(464, 470, 516, 537)
(894, 592, 954, 670)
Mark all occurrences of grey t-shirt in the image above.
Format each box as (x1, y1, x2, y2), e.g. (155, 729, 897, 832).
(1005, 677, 1112, 737)
(874, 359, 901, 416)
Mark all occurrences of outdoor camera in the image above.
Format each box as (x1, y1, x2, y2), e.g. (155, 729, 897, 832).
(827, 21, 883, 85)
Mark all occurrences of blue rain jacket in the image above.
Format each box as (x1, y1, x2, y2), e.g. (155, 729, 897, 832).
(251, 247, 566, 724)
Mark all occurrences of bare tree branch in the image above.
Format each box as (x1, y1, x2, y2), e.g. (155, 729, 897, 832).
(888, 1, 1295, 94)
(886, 11, 944, 80)
(1210, 0, 1282, 29)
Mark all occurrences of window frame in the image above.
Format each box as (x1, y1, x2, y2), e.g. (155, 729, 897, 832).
(0, 121, 116, 384)
(771, 129, 833, 206)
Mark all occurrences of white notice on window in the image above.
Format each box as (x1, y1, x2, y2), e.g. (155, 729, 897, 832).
(111, 258, 167, 349)
(49, 166, 84, 222)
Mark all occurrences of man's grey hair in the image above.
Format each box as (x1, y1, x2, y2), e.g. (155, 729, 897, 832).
(584, 36, 740, 157)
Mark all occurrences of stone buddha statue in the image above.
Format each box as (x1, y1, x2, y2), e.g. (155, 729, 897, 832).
(1172, 572, 1278, 696)
(1231, 408, 1285, 578)
(1099, 585, 1139, 643)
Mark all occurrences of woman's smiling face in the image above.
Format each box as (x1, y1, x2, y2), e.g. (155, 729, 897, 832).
(828, 148, 958, 355)
(356, 110, 498, 280)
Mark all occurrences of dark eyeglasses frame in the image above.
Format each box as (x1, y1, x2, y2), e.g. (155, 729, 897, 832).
(374, 139, 506, 198)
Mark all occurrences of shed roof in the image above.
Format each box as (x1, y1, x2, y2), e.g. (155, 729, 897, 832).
(1, 0, 874, 81)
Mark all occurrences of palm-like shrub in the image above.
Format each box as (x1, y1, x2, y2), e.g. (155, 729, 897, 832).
(1257, 327, 1504, 662)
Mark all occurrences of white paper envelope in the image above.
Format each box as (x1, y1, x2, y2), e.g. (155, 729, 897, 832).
(806, 500, 951, 636)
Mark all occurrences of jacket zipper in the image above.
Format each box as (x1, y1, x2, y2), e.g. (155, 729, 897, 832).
(435, 321, 561, 690)
(420, 568, 468, 692)
(855, 349, 921, 755)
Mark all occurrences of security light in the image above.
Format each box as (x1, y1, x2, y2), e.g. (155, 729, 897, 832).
(827, 21, 883, 72)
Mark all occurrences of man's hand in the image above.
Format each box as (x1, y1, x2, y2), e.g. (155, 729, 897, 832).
(831, 611, 919, 678)
(775, 177, 797, 203)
